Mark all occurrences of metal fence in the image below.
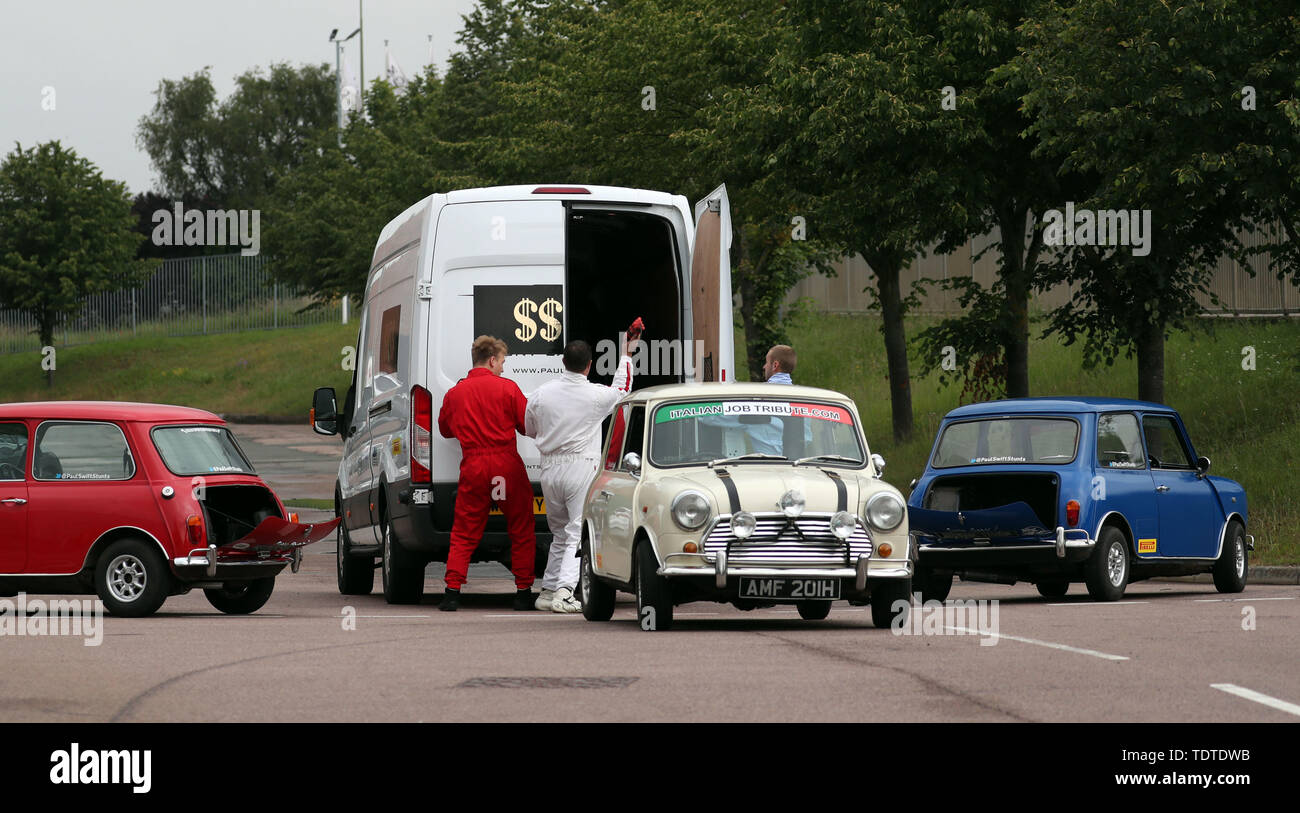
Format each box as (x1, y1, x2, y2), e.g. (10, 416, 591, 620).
(790, 227, 1299, 316)
(0, 254, 342, 354)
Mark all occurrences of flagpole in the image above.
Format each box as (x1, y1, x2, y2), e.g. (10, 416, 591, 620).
(358, 0, 365, 110)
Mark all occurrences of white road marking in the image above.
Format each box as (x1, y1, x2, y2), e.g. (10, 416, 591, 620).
(1194, 596, 1296, 603)
(945, 626, 1129, 661)
(342, 614, 429, 618)
(1046, 601, 1149, 607)
(1210, 684, 1300, 718)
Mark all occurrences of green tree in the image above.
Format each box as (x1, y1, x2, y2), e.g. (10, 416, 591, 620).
(136, 63, 336, 209)
(0, 142, 152, 383)
(1013, 0, 1300, 402)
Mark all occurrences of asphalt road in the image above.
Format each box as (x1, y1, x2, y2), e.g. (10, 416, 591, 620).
(5, 422, 1295, 724)
(2, 557, 1297, 722)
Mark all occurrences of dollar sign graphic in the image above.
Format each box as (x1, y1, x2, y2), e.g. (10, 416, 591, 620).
(538, 297, 563, 342)
(513, 298, 537, 342)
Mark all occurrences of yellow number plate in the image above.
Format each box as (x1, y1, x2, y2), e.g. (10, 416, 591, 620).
(489, 497, 547, 515)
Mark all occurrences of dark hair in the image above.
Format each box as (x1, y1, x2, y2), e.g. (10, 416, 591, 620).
(563, 340, 592, 373)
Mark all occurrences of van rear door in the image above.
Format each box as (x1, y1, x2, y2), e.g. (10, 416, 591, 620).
(691, 184, 734, 383)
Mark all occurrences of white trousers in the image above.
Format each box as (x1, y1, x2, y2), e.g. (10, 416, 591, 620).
(539, 458, 600, 591)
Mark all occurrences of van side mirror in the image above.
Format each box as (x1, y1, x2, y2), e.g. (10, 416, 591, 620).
(312, 387, 339, 436)
(1196, 456, 1211, 476)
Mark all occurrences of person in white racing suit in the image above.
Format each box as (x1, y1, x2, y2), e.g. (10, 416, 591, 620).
(524, 318, 643, 612)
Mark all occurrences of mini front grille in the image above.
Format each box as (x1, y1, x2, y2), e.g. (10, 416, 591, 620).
(702, 514, 872, 565)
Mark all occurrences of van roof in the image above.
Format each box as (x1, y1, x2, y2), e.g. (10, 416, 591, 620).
(627, 382, 857, 403)
(0, 401, 223, 423)
(445, 185, 684, 207)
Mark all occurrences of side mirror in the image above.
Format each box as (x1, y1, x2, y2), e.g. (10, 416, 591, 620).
(1197, 456, 1211, 475)
(312, 387, 339, 436)
(871, 453, 887, 479)
(622, 452, 642, 475)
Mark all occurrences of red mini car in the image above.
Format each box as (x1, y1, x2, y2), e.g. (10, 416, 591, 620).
(0, 401, 337, 616)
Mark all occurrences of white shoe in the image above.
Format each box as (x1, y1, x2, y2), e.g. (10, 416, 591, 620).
(534, 588, 555, 611)
(551, 586, 582, 613)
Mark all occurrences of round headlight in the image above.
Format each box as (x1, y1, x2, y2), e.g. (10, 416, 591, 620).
(671, 491, 711, 531)
(830, 511, 857, 540)
(779, 489, 806, 518)
(731, 510, 757, 540)
(865, 491, 905, 531)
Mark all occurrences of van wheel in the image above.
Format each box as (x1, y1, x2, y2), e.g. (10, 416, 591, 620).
(1036, 580, 1069, 598)
(336, 519, 374, 596)
(797, 601, 831, 620)
(204, 578, 275, 614)
(635, 542, 673, 631)
(1213, 520, 1248, 593)
(579, 538, 616, 622)
(95, 539, 170, 617)
(916, 569, 952, 603)
(381, 514, 424, 605)
(1085, 526, 1129, 601)
(870, 578, 912, 628)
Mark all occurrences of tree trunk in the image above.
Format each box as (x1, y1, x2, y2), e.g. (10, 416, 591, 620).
(865, 250, 913, 443)
(1136, 319, 1165, 403)
(998, 207, 1033, 398)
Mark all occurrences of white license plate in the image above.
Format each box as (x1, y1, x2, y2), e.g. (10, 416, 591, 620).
(737, 577, 840, 600)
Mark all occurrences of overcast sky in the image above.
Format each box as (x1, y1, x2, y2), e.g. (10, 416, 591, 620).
(4, 0, 482, 195)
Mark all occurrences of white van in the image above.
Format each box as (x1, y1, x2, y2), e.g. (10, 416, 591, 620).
(311, 184, 735, 603)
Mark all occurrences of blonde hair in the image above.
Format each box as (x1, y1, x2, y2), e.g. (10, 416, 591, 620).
(472, 335, 508, 366)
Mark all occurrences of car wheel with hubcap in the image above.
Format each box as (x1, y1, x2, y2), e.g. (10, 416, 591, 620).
(634, 541, 673, 631)
(1212, 520, 1248, 594)
(94, 538, 169, 617)
(870, 578, 912, 628)
(1036, 580, 1069, 598)
(381, 513, 423, 605)
(204, 577, 276, 614)
(579, 537, 616, 621)
(336, 513, 374, 596)
(1084, 525, 1129, 601)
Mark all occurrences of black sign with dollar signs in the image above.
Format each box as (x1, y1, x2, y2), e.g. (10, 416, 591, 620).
(473, 285, 564, 355)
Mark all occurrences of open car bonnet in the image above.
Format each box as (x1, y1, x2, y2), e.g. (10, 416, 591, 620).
(908, 502, 1051, 542)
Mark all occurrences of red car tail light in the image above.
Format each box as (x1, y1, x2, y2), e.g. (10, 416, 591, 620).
(1066, 499, 1080, 527)
(187, 514, 205, 547)
(411, 385, 432, 484)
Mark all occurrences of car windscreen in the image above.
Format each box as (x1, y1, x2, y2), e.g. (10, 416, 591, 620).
(932, 417, 1079, 468)
(151, 425, 255, 476)
(649, 399, 863, 467)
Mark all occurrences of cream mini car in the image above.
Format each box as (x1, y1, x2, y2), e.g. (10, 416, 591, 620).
(579, 383, 913, 630)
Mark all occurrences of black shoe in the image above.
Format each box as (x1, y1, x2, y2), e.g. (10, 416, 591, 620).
(513, 588, 536, 611)
(439, 589, 461, 612)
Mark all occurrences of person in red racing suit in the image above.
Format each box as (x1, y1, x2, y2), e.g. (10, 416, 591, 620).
(437, 335, 537, 611)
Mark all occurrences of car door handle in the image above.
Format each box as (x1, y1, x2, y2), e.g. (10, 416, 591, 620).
(0, 497, 27, 504)
(1156, 485, 1170, 493)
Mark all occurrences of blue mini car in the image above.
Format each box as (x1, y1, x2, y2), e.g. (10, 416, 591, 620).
(907, 398, 1252, 601)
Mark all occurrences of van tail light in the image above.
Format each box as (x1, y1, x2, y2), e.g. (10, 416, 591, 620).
(412, 385, 433, 484)
(1066, 499, 1080, 527)
(187, 514, 205, 547)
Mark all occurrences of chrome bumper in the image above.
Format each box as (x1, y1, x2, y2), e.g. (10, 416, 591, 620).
(173, 544, 300, 577)
(660, 553, 912, 592)
(916, 526, 1095, 559)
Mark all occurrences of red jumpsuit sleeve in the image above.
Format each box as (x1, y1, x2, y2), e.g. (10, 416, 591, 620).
(438, 388, 456, 439)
